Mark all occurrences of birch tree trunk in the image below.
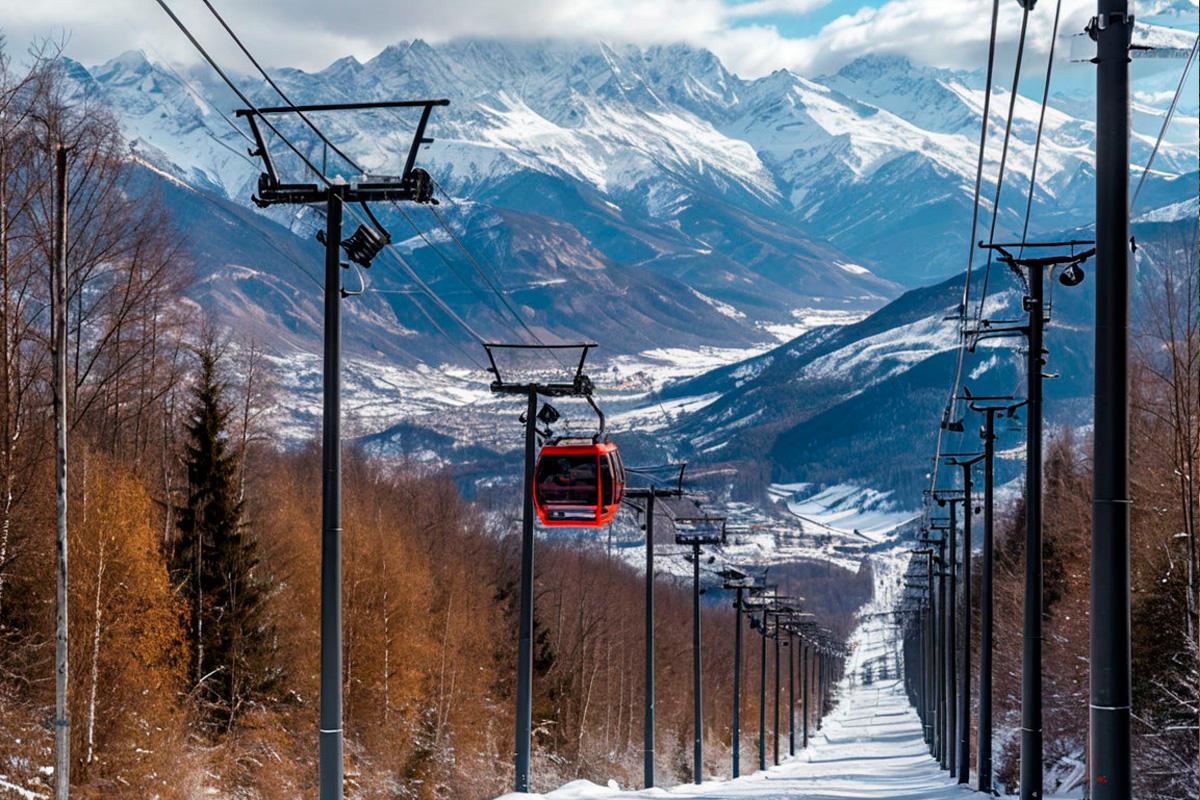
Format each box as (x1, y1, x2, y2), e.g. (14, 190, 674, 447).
(85, 534, 104, 766)
(0, 142, 10, 619)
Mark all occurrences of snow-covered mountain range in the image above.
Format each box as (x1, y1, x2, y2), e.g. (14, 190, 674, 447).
(73, 39, 1195, 332)
(61, 38, 1199, 523)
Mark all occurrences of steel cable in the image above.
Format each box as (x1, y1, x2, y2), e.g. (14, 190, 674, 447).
(1131, 33, 1199, 212)
(927, 0, 1002, 513)
(202, 2, 556, 355)
(1014, 0, 1064, 262)
(975, 3, 1032, 324)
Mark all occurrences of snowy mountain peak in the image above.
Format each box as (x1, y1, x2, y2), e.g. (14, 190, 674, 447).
(834, 52, 920, 79)
(821, 54, 975, 134)
(93, 50, 155, 83)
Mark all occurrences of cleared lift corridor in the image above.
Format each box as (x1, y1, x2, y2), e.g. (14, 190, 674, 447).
(502, 612, 978, 800)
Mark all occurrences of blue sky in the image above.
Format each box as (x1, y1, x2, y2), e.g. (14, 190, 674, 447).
(727, 0, 889, 38)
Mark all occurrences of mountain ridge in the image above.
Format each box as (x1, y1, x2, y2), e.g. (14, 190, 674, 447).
(75, 38, 1195, 291)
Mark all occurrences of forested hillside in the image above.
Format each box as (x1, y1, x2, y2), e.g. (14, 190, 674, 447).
(0, 49, 872, 799)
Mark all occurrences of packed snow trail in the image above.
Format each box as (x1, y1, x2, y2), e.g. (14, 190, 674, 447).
(494, 678, 972, 799)
(496, 608, 976, 800)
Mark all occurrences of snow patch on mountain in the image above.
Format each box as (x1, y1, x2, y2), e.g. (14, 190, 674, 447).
(799, 287, 1014, 393)
(1135, 195, 1199, 223)
(689, 287, 746, 319)
(770, 482, 917, 544)
(266, 352, 493, 445)
(758, 307, 870, 342)
(836, 261, 872, 275)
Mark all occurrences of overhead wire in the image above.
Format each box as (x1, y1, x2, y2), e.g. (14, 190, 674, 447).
(926, 0, 1002, 513)
(987, 0, 1060, 467)
(110, 25, 328, 289)
(378, 247, 491, 343)
(362, 62, 671, 432)
(198, 189, 325, 290)
(406, 294, 490, 371)
(1130, 33, 1199, 212)
(202, 127, 262, 167)
(936, 0, 1032, 501)
(426, 196, 558, 348)
(121, 35, 329, 292)
(970, 0, 1047, 426)
(202, 0, 577, 381)
(419, 186, 576, 377)
(194, 1, 495, 346)
(207, 0, 551, 351)
(169, 0, 736, 445)
(1014, 0, 1063, 261)
(151, 0, 325, 185)
(429, 185, 685, 414)
(386, 202, 517, 328)
(974, 2, 1032, 324)
(200, 0, 361, 174)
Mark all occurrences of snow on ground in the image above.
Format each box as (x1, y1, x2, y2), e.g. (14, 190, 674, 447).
(518, 499, 1092, 800)
(507, 514, 1083, 800)
(614, 481, 916, 582)
(262, 305, 871, 452)
(608, 392, 723, 433)
(0, 776, 46, 800)
(757, 307, 869, 342)
(1134, 195, 1198, 223)
(798, 290, 1014, 397)
(625, 481, 918, 581)
(494, 676, 976, 800)
(571, 346, 777, 434)
(263, 341, 775, 449)
(265, 352, 496, 445)
(689, 287, 747, 320)
(835, 261, 872, 276)
(603, 346, 773, 391)
(493, 542, 973, 800)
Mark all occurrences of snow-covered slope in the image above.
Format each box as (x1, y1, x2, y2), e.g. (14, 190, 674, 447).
(652, 206, 1196, 501)
(493, 670, 976, 799)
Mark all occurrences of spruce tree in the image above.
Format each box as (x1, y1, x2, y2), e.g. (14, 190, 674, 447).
(174, 343, 274, 726)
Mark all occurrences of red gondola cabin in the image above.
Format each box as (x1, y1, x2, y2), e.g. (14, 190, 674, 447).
(534, 439, 625, 527)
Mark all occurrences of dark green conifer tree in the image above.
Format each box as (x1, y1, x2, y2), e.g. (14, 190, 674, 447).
(173, 343, 275, 726)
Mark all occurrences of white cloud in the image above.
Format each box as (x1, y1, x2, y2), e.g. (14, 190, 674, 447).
(791, 0, 1097, 74)
(8, 0, 728, 70)
(725, 0, 833, 18)
(0, 0, 1132, 79)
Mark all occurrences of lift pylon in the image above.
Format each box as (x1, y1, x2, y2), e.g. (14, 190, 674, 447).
(237, 98, 446, 800)
(625, 464, 688, 789)
(485, 341, 605, 793)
